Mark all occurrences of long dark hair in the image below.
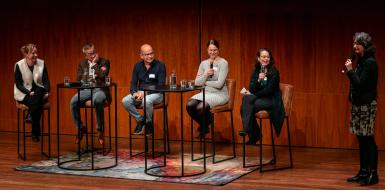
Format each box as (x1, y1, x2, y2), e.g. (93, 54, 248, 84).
(255, 48, 276, 75)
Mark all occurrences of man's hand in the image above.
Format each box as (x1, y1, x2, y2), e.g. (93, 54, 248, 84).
(133, 92, 144, 100)
(92, 53, 99, 64)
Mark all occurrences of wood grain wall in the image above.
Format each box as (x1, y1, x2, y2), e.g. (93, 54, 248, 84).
(1, 0, 384, 149)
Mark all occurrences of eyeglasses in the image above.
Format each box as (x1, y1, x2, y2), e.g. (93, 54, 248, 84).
(85, 51, 97, 57)
(141, 52, 154, 57)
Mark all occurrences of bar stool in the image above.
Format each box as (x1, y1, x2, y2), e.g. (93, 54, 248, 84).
(129, 93, 170, 158)
(242, 83, 294, 172)
(190, 79, 236, 163)
(81, 100, 112, 154)
(16, 101, 51, 160)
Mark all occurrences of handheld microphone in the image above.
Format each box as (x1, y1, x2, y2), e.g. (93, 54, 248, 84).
(209, 61, 213, 78)
(260, 65, 266, 73)
(260, 65, 267, 81)
(342, 51, 356, 74)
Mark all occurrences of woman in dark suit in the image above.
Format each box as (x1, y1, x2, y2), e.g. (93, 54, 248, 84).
(345, 32, 378, 186)
(240, 48, 284, 144)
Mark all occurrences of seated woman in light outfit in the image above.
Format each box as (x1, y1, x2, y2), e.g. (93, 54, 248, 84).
(186, 39, 229, 138)
(14, 44, 50, 142)
(240, 48, 284, 145)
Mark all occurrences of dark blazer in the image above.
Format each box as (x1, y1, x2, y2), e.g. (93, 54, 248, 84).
(347, 54, 378, 106)
(249, 66, 285, 136)
(76, 57, 111, 101)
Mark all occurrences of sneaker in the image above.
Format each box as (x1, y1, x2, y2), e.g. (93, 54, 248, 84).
(133, 124, 144, 135)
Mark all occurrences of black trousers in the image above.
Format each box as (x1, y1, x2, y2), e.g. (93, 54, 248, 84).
(240, 95, 273, 142)
(20, 86, 47, 137)
(357, 135, 378, 171)
(186, 99, 211, 133)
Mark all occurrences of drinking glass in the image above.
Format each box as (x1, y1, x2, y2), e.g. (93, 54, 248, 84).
(64, 76, 70, 86)
(180, 80, 187, 88)
(188, 80, 195, 89)
(105, 76, 111, 86)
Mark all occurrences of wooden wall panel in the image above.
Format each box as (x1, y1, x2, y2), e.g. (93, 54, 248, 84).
(1, 0, 385, 149)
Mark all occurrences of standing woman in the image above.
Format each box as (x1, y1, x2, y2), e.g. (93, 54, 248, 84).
(14, 44, 50, 142)
(240, 48, 284, 144)
(186, 39, 229, 138)
(345, 32, 378, 186)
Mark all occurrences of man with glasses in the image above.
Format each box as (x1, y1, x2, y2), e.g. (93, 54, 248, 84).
(122, 44, 166, 136)
(70, 43, 110, 145)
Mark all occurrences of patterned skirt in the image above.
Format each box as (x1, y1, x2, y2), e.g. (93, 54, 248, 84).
(350, 100, 377, 136)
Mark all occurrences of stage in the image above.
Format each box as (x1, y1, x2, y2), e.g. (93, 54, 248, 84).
(0, 132, 384, 189)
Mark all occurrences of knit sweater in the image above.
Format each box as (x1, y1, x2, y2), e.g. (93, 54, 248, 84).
(190, 58, 229, 107)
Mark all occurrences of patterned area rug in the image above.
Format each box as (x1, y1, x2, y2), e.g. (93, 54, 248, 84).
(16, 150, 262, 186)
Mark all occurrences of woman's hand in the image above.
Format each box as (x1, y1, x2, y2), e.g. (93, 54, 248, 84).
(43, 93, 49, 100)
(243, 90, 251, 95)
(206, 68, 214, 77)
(345, 59, 353, 71)
(258, 73, 266, 81)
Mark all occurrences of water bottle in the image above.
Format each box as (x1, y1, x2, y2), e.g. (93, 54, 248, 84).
(169, 70, 177, 89)
(88, 68, 95, 85)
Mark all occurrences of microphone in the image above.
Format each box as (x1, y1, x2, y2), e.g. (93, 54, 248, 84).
(260, 65, 265, 73)
(260, 65, 267, 81)
(342, 51, 356, 74)
(209, 60, 213, 78)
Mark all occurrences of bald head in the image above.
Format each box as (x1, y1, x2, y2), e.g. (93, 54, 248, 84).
(140, 44, 155, 64)
(140, 44, 153, 54)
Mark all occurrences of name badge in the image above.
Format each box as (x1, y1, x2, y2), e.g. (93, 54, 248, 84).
(213, 66, 218, 71)
(149, 74, 155, 78)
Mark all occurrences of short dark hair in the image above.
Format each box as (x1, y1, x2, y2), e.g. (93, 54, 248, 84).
(207, 39, 219, 49)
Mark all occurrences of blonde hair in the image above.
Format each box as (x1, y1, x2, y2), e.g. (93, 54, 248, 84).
(20, 44, 36, 55)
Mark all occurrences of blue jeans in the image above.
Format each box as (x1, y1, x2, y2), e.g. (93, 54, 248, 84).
(122, 92, 163, 123)
(70, 88, 106, 131)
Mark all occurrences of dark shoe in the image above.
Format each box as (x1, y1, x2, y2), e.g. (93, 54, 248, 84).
(239, 130, 248, 136)
(97, 131, 104, 145)
(32, 135, 40, 142)
(25, 112, 32, 123)
(347, 169, 368, 183)
(145, 122, 153, 136)
(75, 127, 87, 144)
(195, 132, 208, 140)
(195, 128, 210, 139)
(360, 170, 379, 186)
(134, 124, 145, 135)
